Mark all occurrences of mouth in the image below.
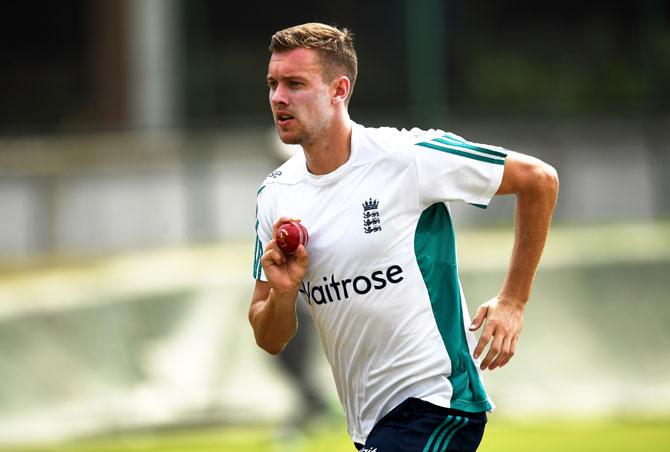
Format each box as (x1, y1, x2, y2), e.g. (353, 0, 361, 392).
(275, 112, 295, 126)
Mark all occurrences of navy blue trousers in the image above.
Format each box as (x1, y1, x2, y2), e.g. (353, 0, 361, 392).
(354, 398, 487, 452)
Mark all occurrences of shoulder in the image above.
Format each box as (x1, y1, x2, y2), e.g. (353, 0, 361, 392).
(412, 130, 510, 166)
(258, 151, 307, 192)
(255, 153, 305, 212)
(352, 122, 447, 165)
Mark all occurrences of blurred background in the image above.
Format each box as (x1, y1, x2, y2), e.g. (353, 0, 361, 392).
(0, 0, 669, 451)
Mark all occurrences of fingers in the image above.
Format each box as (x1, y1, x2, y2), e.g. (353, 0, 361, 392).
(469, 305, 488, 332)
(262, 235, 309, 275)
(261, 240, 286, 266)
(476, 326, 520, 371)
(479, 327, 504, 370)
(473, 321, 493, 360)
(488, 335, 513, 370)
(497, 335, 519, 368)
(293, 244, 308, 266)
(271, 216, 301, 240)
(471, 297, 525, 370)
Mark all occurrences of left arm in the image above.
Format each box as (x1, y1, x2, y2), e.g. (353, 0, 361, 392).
(470, 151, 559, 370)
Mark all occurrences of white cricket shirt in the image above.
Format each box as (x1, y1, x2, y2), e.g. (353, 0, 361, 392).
(252, 121, 507, 444)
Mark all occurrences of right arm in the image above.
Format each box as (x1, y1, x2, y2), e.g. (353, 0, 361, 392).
(248, 217, 308, 355)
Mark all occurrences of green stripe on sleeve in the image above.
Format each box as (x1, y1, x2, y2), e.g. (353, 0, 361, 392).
(252, 186, 266, 279)
(253, 217, 264, 279)
(253, 235, 263, 279)
(434, 136, 508, 158)
(257, 236, 264, 278)
(252, 233, 259, 278)
(416, 141, 505, 165)
(444, 132, 465, 143)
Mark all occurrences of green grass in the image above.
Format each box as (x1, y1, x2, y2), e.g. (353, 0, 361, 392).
(3, 418, 669, 452)
(480, 418, 670, 452)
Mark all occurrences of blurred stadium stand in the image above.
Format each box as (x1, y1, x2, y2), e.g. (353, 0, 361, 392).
(0, 118, 667, 259)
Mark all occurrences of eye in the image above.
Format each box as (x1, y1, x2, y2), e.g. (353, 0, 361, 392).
(289, 80, 303, 87)
(267, 80, 278, 89)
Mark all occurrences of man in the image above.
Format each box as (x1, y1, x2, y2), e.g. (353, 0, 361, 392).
(249, 22, 558, 451)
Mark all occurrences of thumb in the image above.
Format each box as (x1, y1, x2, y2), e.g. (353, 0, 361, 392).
(294, 244, 309, 267)
(469, 305, 488, 331)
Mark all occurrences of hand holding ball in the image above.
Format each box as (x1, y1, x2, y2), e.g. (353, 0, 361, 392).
(276, 221, 309, 254)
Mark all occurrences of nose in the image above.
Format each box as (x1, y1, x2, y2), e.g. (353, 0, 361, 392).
(270, 84, 288, 107)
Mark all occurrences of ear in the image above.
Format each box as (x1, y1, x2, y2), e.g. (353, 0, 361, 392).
(331, 76, 351, 105)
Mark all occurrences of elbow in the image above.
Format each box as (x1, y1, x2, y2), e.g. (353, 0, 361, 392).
(252, 325, 290, 355)
(257, 338, 286, 355)
(500, 153, 558, 198)
(526, 161, 559, 201)
(248, 295, 296, 356)
(542, 162, 559, 200)
(251, 324, 283, 354)
(248, 305, 283, 355)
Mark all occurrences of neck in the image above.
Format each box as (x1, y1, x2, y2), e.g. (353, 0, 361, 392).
(303, 116, 352, 175)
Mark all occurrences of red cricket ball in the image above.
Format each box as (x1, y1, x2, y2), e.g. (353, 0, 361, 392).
(276, 221, 309, 254)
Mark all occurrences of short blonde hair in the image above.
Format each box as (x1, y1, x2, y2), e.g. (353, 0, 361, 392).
(270, 22, 358, 104)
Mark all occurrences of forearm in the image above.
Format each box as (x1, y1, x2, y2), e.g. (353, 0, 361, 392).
(499, 164, 559, 305)
(472, 153, 558, 370)
(249, 287, 299, 355)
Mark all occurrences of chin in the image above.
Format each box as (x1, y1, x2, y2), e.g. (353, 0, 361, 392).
(277, 130, 303, 145)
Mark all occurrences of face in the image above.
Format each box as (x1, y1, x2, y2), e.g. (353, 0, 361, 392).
(267, 48, 334, 146)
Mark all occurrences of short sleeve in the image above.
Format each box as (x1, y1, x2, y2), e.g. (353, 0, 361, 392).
(414, 131, 507, 208)
(252, 185, 273, 281)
